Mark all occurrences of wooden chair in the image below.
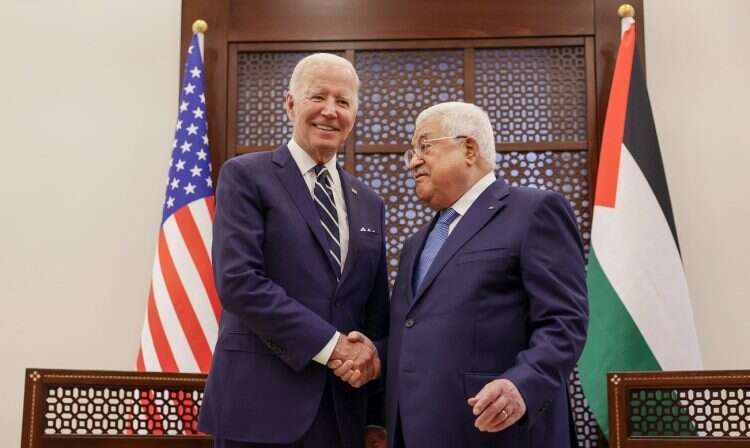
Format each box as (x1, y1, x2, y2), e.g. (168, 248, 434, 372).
(20, 368, 212, 447)
(607, 370, 750, 447)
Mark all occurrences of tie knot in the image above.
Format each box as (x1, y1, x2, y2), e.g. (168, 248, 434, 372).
(314, 164, 328, 179)
(438, 208, 458, 226)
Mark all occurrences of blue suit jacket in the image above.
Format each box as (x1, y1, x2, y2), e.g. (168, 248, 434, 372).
(385, 179, 588, 448)
(198, 145, 389, 445)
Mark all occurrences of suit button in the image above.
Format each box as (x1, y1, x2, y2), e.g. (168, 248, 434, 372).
(405, 319, 415, 328)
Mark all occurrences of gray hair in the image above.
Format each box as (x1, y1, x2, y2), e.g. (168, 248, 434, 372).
(415, 102, 496, 166)
(288, 53, 360, 109)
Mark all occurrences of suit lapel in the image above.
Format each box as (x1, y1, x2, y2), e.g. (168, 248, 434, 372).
(337, 167, 359, 282)
(410, 180, 510, 309)
(272, 145, 339, 277)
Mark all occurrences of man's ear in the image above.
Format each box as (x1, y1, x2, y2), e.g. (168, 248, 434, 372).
(464, 137, 480, 166)
(285, 94, 295, 121)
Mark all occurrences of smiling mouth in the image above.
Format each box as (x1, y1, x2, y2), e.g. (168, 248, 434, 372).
(313, 124, 338, 132)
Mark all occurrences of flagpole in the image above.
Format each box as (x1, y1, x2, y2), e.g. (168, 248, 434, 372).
(192, 19, 208, 60)
(618, 4, 635, 37)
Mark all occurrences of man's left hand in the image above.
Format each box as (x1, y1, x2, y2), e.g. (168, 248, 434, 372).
(467, 378, 527, 432)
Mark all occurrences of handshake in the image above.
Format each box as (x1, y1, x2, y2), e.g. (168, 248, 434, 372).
(327, 331, 381, 388)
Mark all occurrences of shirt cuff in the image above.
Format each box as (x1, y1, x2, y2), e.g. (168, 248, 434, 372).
(312, 331, 341, 365)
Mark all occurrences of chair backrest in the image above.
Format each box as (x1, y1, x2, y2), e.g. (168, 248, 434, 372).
(607, 370, 750, 447)
(20, 368, 212, 447)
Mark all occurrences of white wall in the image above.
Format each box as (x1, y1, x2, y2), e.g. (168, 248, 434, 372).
(0, 1, 181, 445)
(1, 0, 749, 446)
(644, 0, 750, 368)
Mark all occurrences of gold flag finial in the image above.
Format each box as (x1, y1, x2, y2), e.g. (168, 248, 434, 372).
(192, 19, 208, 33)
(618, 4, 635, 18)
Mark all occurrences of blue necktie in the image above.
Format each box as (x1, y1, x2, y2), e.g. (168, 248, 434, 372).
(313, 164, 341, 277)
(414, 208, 459, 292)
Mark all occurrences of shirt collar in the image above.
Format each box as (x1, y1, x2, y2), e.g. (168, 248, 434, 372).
(287, 138, 341, 185)
(449, 171, 497, 217)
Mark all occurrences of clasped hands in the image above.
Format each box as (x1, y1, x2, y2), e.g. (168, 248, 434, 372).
(327, 331, 380, 388)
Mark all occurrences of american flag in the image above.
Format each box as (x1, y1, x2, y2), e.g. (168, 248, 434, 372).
(137, 33, 220, 373)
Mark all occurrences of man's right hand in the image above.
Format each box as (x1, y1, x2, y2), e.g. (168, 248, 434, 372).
(328, 331, 380, 388)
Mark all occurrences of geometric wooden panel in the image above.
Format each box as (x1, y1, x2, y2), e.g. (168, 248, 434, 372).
(569, 368, 602, 448)
(476, 47, 587, 144)
(43, 385, 203, 435)
(628, 388, 697, 437)
(496, 150, 591, 252)
(355, 50, 464, 145)
(629, 387, 750, 437)
(236, 52, 307, 147)
(22, 369, 210, 448)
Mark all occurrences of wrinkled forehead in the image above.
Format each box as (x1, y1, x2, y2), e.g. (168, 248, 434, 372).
(412, 117, 446, 143)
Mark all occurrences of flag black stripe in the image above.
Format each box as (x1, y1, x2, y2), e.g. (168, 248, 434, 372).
(623, 43, 681, 253)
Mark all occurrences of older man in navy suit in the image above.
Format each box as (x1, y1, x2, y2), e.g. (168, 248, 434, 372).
(378, 102, 588, 447)
(198, 53, 389, 448)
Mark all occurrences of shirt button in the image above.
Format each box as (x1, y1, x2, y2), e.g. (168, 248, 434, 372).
(405, 319, 415, 328)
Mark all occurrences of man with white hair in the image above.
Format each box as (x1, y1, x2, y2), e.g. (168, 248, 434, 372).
(381, 101, 588, 447)
(199, 53, 389, 448)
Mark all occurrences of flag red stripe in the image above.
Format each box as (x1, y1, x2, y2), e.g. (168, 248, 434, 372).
(158, 229, 213, 372)
(595, 23, 636, 208)
(206, 196, 215, 220)
(136, 348, 145, 371)
(175, 206, 222, 321)
(146, 285, 178, 371)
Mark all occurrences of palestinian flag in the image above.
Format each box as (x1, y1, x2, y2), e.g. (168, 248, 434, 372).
(578, 20, 702, 438)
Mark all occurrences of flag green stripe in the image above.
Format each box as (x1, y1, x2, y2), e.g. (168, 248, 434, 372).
(578, 247, 661, 438)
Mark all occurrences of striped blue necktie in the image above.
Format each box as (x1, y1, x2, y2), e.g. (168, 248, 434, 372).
(414, 208, 459, 292)
(313, 164, 341, 276)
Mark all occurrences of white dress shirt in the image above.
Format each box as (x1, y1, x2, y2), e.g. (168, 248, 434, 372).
(446, 171, 497, 234)
(287, 139, 349, 364)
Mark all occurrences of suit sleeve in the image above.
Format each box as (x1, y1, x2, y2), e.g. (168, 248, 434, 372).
(212, 158, 337, 372)
(501, 192, 589, 426)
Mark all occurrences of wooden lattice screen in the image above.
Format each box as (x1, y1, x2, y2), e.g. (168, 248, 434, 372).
(607, 370, 750, 447)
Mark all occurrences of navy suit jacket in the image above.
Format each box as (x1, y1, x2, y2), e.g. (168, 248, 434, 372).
(385, 179, 588, 448)
(198, 145, 389, 445)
